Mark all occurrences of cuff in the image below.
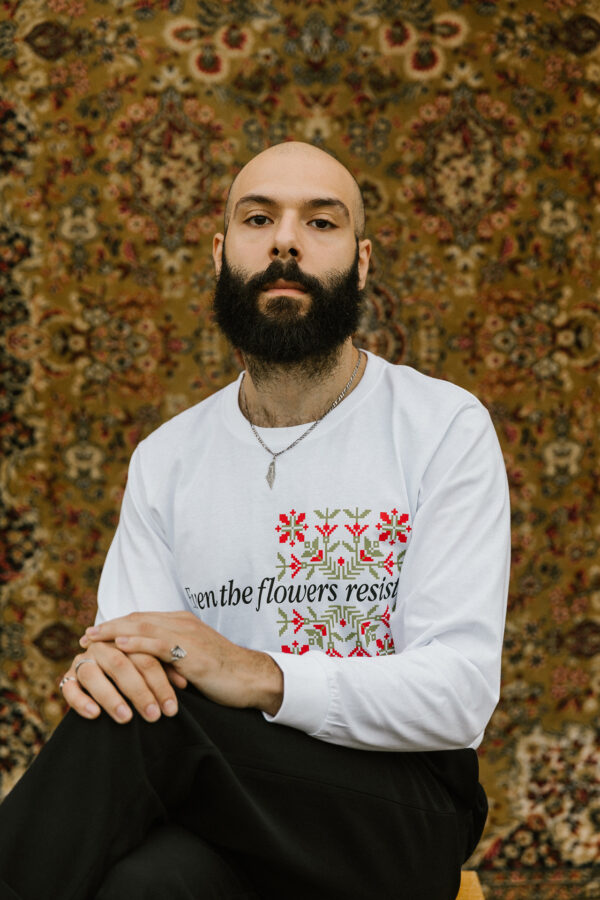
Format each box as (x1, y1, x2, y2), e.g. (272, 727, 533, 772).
(261, 650, 330, 735)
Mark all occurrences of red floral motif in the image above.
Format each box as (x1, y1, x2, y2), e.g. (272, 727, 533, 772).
(276, 510, 308, 547)
(345, 522, 368, 538)
(289, 554, 302, 578)
(376, 635, 395, 652)
(276, 507, 410, 581)
(316, 522, 337, 538)
(281, 643, 309, 655)
(383, 552, 395, 576)
(376, 509, 412, 545)
(291, 610, 306, 634)
(190, 43, 228, 81)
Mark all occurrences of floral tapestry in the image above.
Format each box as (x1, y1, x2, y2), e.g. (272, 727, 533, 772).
(1, 0, 599, 896)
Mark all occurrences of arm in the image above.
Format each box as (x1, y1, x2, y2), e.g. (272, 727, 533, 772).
(62, 447, 284, 722)
(80, 611, 283, 716)
(262, 402, 510, 751)
(60, 446, 191, 723)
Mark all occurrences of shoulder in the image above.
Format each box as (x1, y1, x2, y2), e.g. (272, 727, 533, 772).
(133, 378, 239, 465)
(370, 353, 489, 424)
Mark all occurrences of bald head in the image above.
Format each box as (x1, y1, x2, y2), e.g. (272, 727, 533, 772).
(224, 142, 366, 239)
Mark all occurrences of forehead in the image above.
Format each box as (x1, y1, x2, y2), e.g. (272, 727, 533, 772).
(229, 151, 358, 222)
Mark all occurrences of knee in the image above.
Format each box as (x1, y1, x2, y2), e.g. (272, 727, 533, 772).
(96, 855, 177, 900)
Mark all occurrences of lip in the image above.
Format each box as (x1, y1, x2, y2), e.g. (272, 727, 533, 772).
(262, 280, 307, 295)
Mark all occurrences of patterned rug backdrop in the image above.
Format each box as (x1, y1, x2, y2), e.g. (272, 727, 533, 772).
(1, 0, 599, 895)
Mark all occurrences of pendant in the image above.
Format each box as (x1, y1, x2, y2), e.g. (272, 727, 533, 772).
(266, 458, 276, 489)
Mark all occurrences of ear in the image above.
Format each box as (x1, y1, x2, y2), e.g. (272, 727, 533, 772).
(357, 238, 372, 290)
(212, 233, 224, 276)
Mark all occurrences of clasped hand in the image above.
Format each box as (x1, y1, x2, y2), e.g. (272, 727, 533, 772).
(60, 611, 283, 724)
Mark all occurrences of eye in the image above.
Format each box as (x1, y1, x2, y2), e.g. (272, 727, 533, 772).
(245, 214, 272, 226)
(309, 218, 336, 230)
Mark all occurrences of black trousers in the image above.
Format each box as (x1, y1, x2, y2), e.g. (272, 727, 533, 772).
(0, 687, 487, 900)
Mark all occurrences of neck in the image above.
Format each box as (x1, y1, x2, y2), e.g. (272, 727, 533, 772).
(240, 340, 364, 427)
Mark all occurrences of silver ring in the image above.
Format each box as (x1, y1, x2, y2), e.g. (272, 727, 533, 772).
(170, 645, 187, 662)
(59, 675, 78, 690)
(75, 658, 97, 676)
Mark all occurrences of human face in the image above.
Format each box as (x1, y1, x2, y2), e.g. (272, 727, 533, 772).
(212, 146, 371, 310)
(212, 243, 364, 366)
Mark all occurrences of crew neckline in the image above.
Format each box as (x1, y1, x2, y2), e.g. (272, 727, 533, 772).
(221, 349, 384, 449)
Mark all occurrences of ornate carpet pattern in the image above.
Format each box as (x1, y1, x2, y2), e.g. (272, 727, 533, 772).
(1, 0, 599, 895)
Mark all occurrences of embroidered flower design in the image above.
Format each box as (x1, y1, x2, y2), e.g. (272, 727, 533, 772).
(376, 509, 412, 545)
(275, 510, 308, 547)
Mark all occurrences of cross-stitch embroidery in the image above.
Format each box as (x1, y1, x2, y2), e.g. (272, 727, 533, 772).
(279, 604, 396, 657)
(275, 508, 410, 581)
(275, 507, 411, 658)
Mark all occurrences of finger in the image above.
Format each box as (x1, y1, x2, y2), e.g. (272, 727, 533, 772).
(81, 614, 160, 647)
(60, 673, 102, 720)
(128, 653, 180, 716)
(165, 664, 188, 689)
(76, 648, 163, 724)
(114, 635, 177, 664)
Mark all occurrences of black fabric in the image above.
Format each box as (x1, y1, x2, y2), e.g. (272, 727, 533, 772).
(96, 823, 258, 900)
(0, 687, 486, 900)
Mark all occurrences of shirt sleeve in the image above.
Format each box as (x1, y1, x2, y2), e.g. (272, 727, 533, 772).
(264, 402, 511, 752)
(95, 446, 187, 624)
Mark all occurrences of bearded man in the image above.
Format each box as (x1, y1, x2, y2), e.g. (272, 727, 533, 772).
(0, 143, 510, 900)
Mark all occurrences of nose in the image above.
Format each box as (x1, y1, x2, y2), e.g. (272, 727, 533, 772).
(270, 213, 301, 261)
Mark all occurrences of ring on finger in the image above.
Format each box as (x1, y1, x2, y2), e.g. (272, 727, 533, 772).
(59, 675, 78, 690)
(75, 658, 98, 676)
(170, 645, 187, 663)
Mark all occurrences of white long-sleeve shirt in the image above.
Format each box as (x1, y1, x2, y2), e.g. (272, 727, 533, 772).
(96, 351, 510, 752)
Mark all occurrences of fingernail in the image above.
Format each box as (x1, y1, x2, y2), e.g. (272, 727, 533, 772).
(85, 702, 99, 717)
(116, 704, 132, 722)
(163, 699, 177, 716)
(145, 703, 160, 720)
(115, 636, 129, 647)
(86, 627, 100, 636)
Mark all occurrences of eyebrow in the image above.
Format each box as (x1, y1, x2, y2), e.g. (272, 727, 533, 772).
(234, 194, 351, 222)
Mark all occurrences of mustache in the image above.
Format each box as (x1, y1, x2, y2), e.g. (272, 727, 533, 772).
(243, 259, 325, 295)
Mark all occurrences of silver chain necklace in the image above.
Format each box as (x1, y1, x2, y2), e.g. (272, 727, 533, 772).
(241, 350, 363, 488)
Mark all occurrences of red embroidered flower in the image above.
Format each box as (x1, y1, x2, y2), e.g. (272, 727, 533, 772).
(316, 522, 337, 538)
(383, 552, 394, 576)
(345, 522, 368, 538)
(282, 643, 309, 655)
(276, 510, 308, 546)
(349, 646, 371, 657)
(292, 610, 306, 633)
(289, 554, 302, 578)
(377, 509, 412, 545)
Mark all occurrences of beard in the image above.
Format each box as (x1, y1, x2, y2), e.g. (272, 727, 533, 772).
(212, 245, 364, 371)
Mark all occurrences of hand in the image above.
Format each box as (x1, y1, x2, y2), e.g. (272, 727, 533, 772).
(59, 641, 187, 724)
(80, 611, 284, 716)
